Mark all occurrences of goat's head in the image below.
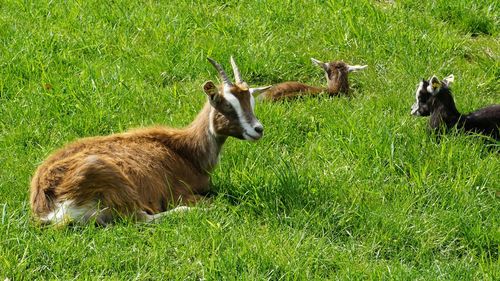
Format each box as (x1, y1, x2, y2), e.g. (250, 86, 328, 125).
(411, 74, 455, 116)
(310, 58, 367, 92)
(204, 57, 271, 141)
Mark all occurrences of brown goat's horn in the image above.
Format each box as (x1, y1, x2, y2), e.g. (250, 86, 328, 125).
(230, 56, 244, 85)
(207, 57, 232, 86)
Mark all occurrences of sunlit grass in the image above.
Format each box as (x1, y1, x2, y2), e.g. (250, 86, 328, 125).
(0, 0, 499, 279)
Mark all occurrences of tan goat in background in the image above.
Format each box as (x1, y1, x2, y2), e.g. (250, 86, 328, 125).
(260, 58, 367, 101)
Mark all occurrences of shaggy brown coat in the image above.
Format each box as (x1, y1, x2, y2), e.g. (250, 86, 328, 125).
(30, 57, 268, 225)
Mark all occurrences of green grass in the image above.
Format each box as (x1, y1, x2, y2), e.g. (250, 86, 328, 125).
(1, 0, 499, 279)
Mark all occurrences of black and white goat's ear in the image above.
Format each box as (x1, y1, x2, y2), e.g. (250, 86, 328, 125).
(249, 85, 272, 97)
(427, 75, 441, 95)
(311, 58, 329, 71)
(203, 81, 220, 102)
(347, 64, 368, 72)
(442, 74, 454, 87)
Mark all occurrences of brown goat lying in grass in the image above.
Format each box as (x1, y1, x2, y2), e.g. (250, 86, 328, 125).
(30, 57, 270, 226)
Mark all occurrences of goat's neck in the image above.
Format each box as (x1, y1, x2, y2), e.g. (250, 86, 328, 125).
(429, 97, 462, 129)
(326, 72, 349, 94)
(167, 102, 226, 174)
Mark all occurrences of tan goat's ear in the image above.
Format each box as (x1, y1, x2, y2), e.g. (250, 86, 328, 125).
(250, 85, 272, 97)
(347, 64, 368, 72)
(311, 58, 328, 71)
(203, 81, 219, 101)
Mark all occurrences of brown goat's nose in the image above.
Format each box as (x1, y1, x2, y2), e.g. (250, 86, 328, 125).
(254, 125, 264, 134)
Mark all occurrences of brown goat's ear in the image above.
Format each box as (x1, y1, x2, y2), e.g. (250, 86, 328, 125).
(203, 81, 219, 101)
(428, 75, 441, 95)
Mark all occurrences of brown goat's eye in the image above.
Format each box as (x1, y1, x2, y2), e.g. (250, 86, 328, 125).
(219, 101, 237, 117)
(223, 102, 233, 111)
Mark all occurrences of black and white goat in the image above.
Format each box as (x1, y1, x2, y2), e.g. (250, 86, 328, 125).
(411, 74, 500, 139)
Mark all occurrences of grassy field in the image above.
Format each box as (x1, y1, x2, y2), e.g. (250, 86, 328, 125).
(0, 0, 499, 279)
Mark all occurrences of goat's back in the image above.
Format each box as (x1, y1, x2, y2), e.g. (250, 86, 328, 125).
(260, 82, 324, 101)
(30, 128, 210, 219)
(462, 104, 500, 138)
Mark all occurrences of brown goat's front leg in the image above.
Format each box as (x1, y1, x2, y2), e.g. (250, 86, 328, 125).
(183, 193, 213, 205)
(141, 194, 214, 223)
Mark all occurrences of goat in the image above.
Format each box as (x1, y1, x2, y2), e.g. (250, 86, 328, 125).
(29, 57, 271, 226)
(258, 58, 367, 101)
(411, 74, 500, 139)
